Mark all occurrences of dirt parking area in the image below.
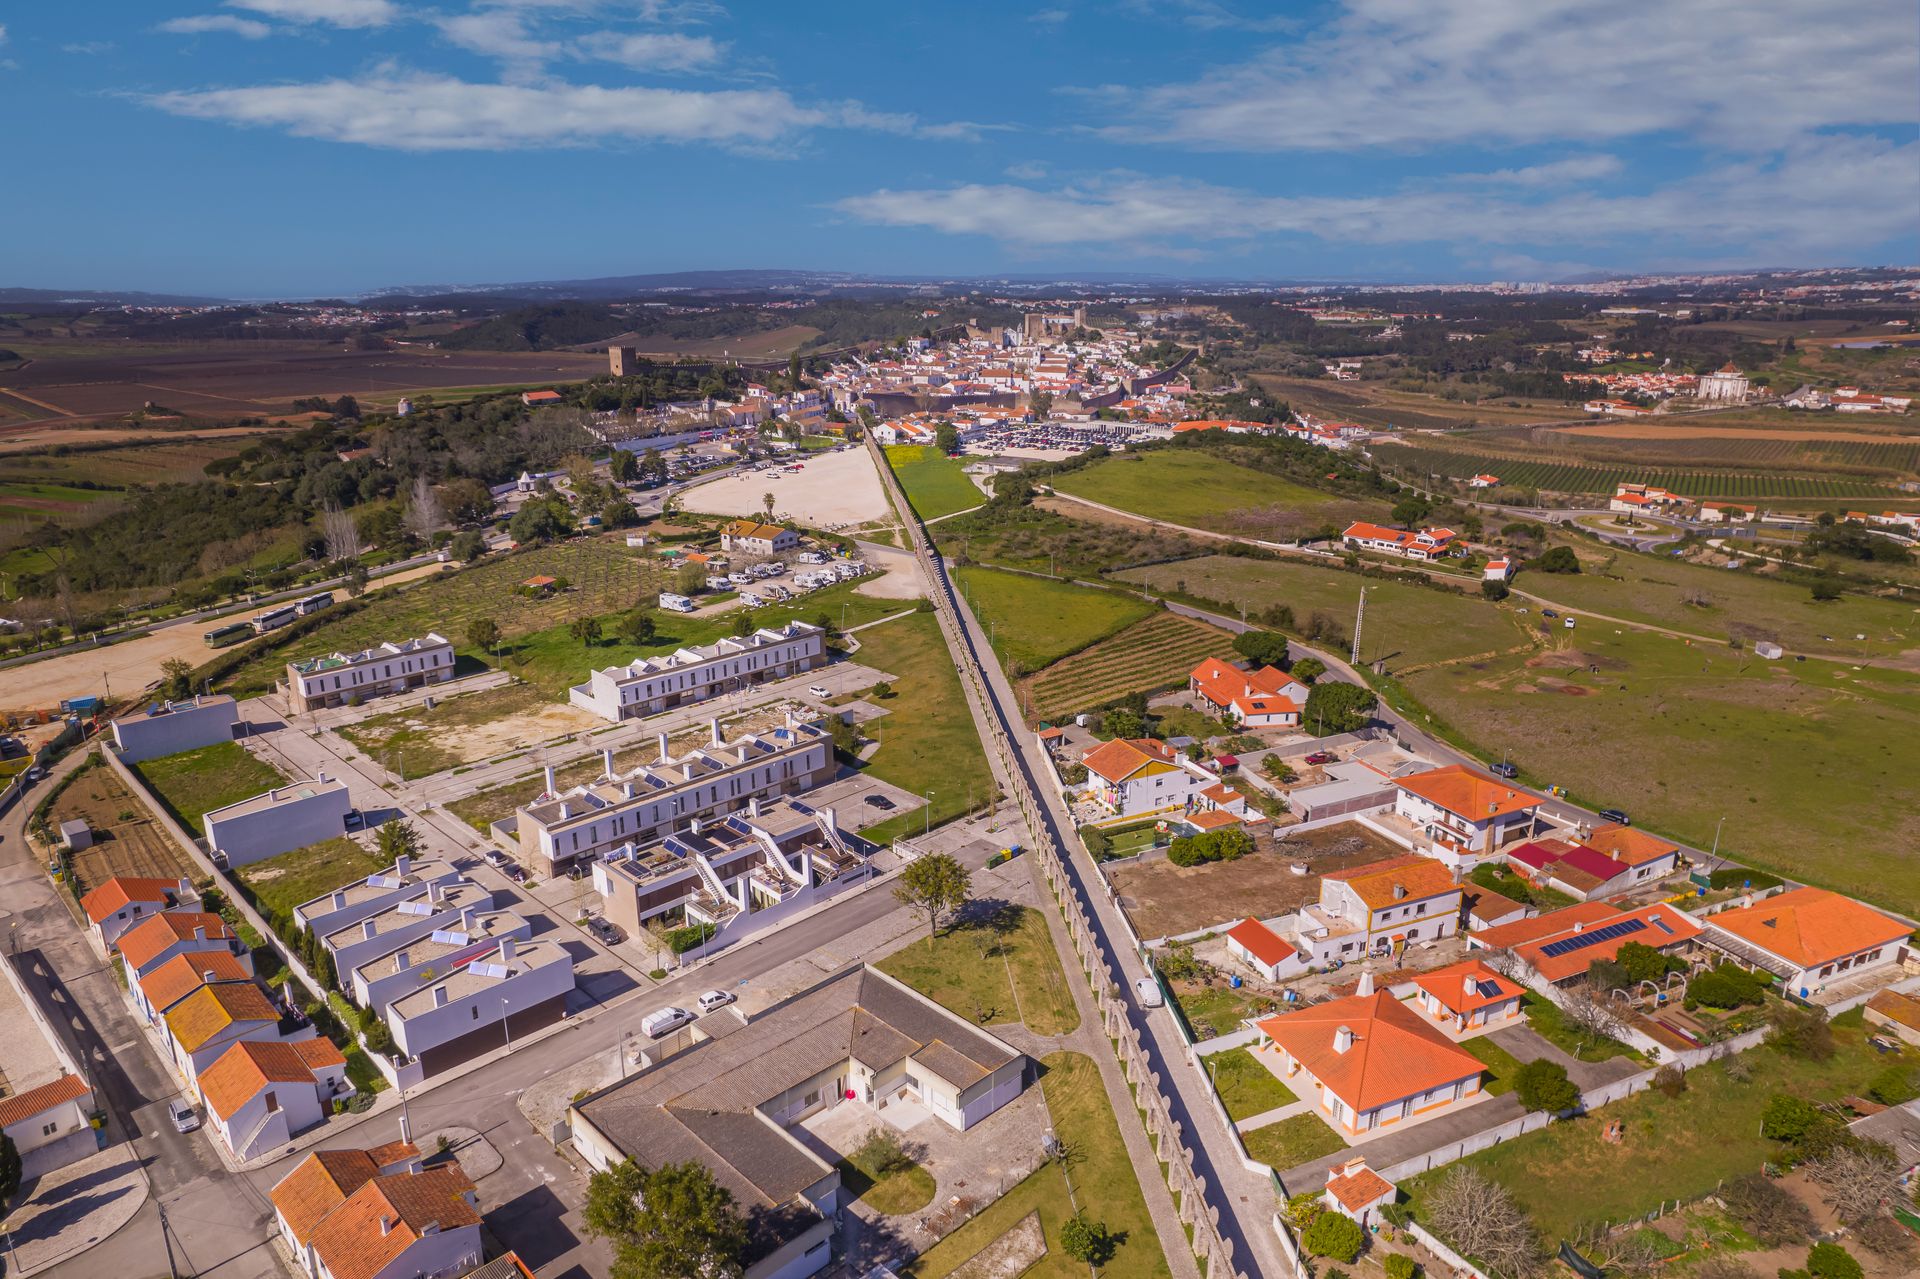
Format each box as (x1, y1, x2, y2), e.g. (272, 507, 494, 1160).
(682, 447, 892, 531)
(48, 759, 200, 898)
(1109, 821, 1407, 940)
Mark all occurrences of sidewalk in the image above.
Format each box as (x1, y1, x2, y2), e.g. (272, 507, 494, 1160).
(0, 1144, 147, 1276)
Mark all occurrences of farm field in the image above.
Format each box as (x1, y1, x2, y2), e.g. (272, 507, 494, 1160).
(953, 565, 1156, 672)
(1251, 372, 1574, 432)
(884, 444, 983, 521)
(1398, 626, 1920, 914)
(47, 755, 203, 899)
(1373, 440, 1909, 499)
(1115, 554, 1525, 670)
(1023, 609, 1233, 721)
(0, 436, 257, 483)
(132, 740, 291, 834)
(1050, 451, 1357, 538)
(608, 324, 823, 362)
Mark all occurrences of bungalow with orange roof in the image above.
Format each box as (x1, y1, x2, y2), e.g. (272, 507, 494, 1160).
(272, 1150, 481, 1279)
(1077, 737, 1207, 819)
(1470, 900, 1703, 987)
(1319, 854, 1464, 956)
(719, 518, 799, 557)
(1322, 1157, 1396, 1225)
(0, 1075, 95, 1178)
(1698, 501, 1758, 523)
(81, 874, 197, 951)
(131, 950, 254, 1025)
(198, 1038, 350, 1159)
(1483, 557, 1513, 583)
(1699, 887, 1912, 997)
(1225, 917, 1301, 983)
(520, 389, 563, 407)
(1392, 763, 1544, 861)
(1254, 988, 1486, 1136)
(118, 910, 248, 980)
(1409, 959, 1524, 1034)
(1865, 989, 1920, 1049)
(270, 1144, 425, 1273)
(1187, 658, 1308, 728)
(1341, 521, 1458, 561)
(162, 980, 291, 1084)
(1465, 474, 1502, 489)
(1583, 822, 1681, 885)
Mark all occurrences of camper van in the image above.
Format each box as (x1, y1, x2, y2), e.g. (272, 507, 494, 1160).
(657, 592, 697, 614)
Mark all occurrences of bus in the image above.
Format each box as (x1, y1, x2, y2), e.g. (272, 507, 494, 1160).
(203, 622, 251, 648)
(250, 605, 299, 634)
(296, 591, 335, 617)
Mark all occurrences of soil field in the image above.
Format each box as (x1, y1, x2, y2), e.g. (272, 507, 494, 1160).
(0, 342, 605, 420)
(336, 681, 602, 778)
(51, 758, 201, 898)
(1023, 610, 1233, 721)
(680, 446, 892, 531)
(596, 324, 822, 362)
(1108, 821, 1406, 940)
(1252, 372, 1583, 431)
(0, 436, 257, 482)
(1557, 422, 1917, 443)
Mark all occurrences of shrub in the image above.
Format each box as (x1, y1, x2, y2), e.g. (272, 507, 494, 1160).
(1684, 964, 1767, 1010)
(1535, 546, 1580, 574)
(1865, 1064, 1920, 1106)
(1080, 825, 1112, 858)
(1383, 1255, 1418, 1279)
(1806, 1241, 1862, 1279)
(1767, 1004, 1835, 1061)
(1514, 1059, 1579, 1113)
(665, 922, 716, 953)
(361, 1018, 396, 1055)
(1060, 1214, 1116, 1265)
(1167, 827, 1252, 867)
(1760, 1095, 1823, 1143)
(1652, 1064, 1687, 1098)
(1301, 1210, 1365, 1263)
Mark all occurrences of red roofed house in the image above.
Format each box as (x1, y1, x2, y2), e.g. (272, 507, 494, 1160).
(1700, 887, 1912, 997)
(270, 1144, 424, 1271)
(520, 390, 563, 407)
(117, 910, 248, 980)
(1392, 764, 1543, 861)
(270, 1149, 481, 1279)
(1584, 823, 1681, 885)
(1225, 918, 1300, 983)
(82, 875, 197, 951)
(1471, 901, 1703, 986)
(0, 1074, 95, 1178)
(1409, 959, 1524, 1033)
(1322, 1157, 1396, 1225)
(1341, 521, 1458, 561)
(1506, 838, 1635, 901)
(1188, 658, 1308, 729)
(132, 950, 254, 1026)
(1318, 855, 1464, 957)
(1078, 737, 1205, 819)
(1255, 990, 1486, 1135)
(199, 1038, 350, 1160)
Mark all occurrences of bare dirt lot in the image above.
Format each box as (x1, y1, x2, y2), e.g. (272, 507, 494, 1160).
(1108, 821, 1406, 940)
(334, 681, 602, 778)
(682, 447, 893, 531)
(51, 759, 200, 898)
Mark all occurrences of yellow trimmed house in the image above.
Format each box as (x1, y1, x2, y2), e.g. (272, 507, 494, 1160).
(1077, 737, 1206, 820)
(719, 520, 799, 557)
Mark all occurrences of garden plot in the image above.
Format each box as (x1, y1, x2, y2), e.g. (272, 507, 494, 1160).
(335, 681, 602, 778)
(48, 758, 201, 899)
(1024, 611, 1232, 721)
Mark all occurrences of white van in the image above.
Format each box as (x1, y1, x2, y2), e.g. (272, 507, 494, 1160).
(658, 592, 697, 613)
(641, 1006, 695, 1039)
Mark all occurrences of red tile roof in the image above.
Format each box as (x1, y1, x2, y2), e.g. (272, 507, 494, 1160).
(1226, 918, 1297, 968)
(82, 876, 188, 925)
(0, 1073, 90, 1128)
(1324, 1160, 1395, 1213)
(1080, 737, 1178, 785)
(118, 911, 235, 971)
(308, 1169, 480, 1279)
(1321, 854, 1460, 911)
(1507, 901, 1703, 983)
(1396, 764, 1541, 821)
(1257, 992, 1483, 1114)
(271, 1150, 384, 1245)
(1411, 959, 1523, 1016)
(199, 1039, 334, 1121)
(138, 952, 251, 1015)
(1703, 888, 1909, 970)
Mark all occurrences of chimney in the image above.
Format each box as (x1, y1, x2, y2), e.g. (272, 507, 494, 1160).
(317, 770, 329, 784)
(682, 763, 695, 781)
(1334, 1025, 1355, 1054)
(433, 986, 449, 1008)
(363, 920, 378, 939)
(1464, 973, 1478, 997)
(559, 802, 572, 820)
(460, 908, 476, 932)
(396, 950, 410, 970)
(268, 788, 280, 802)
(543, 763, 556, 795)
(1356, 971, 1374, 997)
(657, 732, 671, 763)
(622, 782, 636, 798)
(202, 968, 216, 982)
(428, 881, 443, 905)
(748, 796, 761, 818)
(379, 1215, 395, 1237)
(498, 936, 516, 967)
(1573, 920, 1585, 933)
(395, 854, 411, 879)
(1393, 884, 1408, 900)
(603, 748, 615, 778)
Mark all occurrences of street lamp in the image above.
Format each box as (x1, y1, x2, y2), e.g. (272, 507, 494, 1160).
(924, 790, 936, 837)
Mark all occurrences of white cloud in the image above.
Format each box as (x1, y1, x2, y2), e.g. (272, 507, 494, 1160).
(1445, 156, 1624, 188)
(160, 15, 275, 38)
(836, 135, 1919, 263)
(225, 0, 397, 29)
(1030, 8, 1069, 25)
(147, 71, 831, 150)
(435, 10, 557, 61)
(589, 31, 722, 71)
(1098, 0, 1917, 152)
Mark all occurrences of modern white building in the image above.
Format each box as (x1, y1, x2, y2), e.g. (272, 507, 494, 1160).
(318, 879, 494, 977)
(284, 633, 455, 714)
(568, 622, 826, 723)
(292, 855, 462, 938)
(204, 774, 354, 867)
(1695, 362, 1751, 402)
(384, 936, 575, 1076)
(350, 908, 532, 1013)
(110, 694, 238, 763)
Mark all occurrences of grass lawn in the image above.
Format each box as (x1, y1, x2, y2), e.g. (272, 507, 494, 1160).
(886, 444, 983, 521)
(236, 837, 386, 922)
(955, 565, 1157, 672)
(1239, 1112, 1346, 1171)
(1116, 554, 1525, 669)
(1204, 1046, 1297, 1120)
(846, 612, 998, 845)
(878, 903, 1079, 1036)
(1404, 1018, 1896, 1241)
(1399, 625, 1920, 915)
(132, 741, 288, 835)
(1169, 982, 1268, 1041)
(1467, 863, 1577, 913)
(836, 1151, 936, 1216)
(1520, 994, 1643, 1065)
(1053, 451, 1336, 534)
(908, 1052, 1168, 1279)
(1461, 1035, 1526, 1095)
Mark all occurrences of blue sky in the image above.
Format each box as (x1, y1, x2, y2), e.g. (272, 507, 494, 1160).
(3, 0, 1916, 296)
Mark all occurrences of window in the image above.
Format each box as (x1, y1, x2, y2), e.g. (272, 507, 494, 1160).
(472, 1006, 481, 1019)
(42, 1121, 57, 1135)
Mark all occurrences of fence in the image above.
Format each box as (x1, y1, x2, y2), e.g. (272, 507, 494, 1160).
(864, 435, 1248, 1279)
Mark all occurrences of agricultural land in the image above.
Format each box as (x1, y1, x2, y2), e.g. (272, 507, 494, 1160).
(884, 444, 984, 521)
(952, 565, 1157, 672)
(1023, 610, 1234, 722)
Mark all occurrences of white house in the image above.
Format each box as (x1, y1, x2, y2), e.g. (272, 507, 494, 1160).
(1187, 658, 1308, 728)
(204, 775, 354, 868)
(131, 951, 254, 1026)
(285, 633, 456, 714)
(1225, 917, 1299, 983)
(0, 1075, 95, 1178)
(1077, 737, 1210, 820)
(1701, 887, 1912, 998)
(81, 875, 197, 952)
(274, 1156, 482, 1279)
(568, 622, 826, 723)
(198, 1037, 349, 1160)
(117, 910, 248, 980)
(321, 880, 495, 977)
(1483, 558, 1513, 583)
(383, 936, 574, 1076)
(1323, 1158, 1396, 1227)
(719, 519, 800, 557)
(293, 855, 463, 939)
(1341, 521, 1457, 561)
(350, 908, 532, 1013)
(1392, 764, 1543, 862)
(1317, 855, 1464, 956)
(110, 694, 238, 763)
(1408, 959, 1525, 1034)
(161, 981, 294, 1086)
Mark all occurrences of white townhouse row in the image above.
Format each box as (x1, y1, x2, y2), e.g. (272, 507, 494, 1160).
(568, 621, 826, 723)
(285, 633, 456, 714)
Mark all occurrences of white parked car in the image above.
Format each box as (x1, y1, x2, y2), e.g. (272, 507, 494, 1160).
(1134, 976, 1165, 1009)
(697, 989, 737, 1014)
(169, 1099, 200, 1133)
(808, 684, 832, 699)
(642, 1006, 696, 1039)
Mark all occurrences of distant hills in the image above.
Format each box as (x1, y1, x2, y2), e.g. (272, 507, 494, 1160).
(0, 286, 233, 306)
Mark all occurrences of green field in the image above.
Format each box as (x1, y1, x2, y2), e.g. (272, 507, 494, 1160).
(132, 741, 289, 834)
(1117, 554, 1525, 669)
(1024, 610, 1237, 721)
(1240, 1112, 1347, 1171)
(1374, 441, 1909, 499)
(885, 444, 983, 521)
(909, 1052, 1168, 1279)
(1204, 1046, 1298, 1120)
(1399, 625, 1920, 913)
(878, 903, 1079, 1036)
(954, 565, 1157, 672)
(1052, 450, 1353, 536)
(236, 837, 387, 922)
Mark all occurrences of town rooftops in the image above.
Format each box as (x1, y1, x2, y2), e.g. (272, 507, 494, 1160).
(521, 722, 828, 832)
(138, 951, 252, 1015)
(581, 621, 822, 686)
(164, 981, 282, 1052)
(1256, 990, 1484, 1113)
(199, 1037, 345, 1120)
(1322, 854, 1459, 910)
(82, 875, 192, 925)
(1080, 736, 1180, 785)
(321, 880, 493, 953)
(0, 1073, 90, 1129)
(1189, 658, 1307, 716)
(1396, 764, 1541, 821)
(295, 858, 459, 922)
(1187, 809, 1243, 832)
(1485, 901, 1703, 983)
(118, 911, 236, 971)
(289, 633, 451, 677)
(1411, 958, 1522, 1016)
(351, 908, 528, 984)
(270, 1145, 423, 1244)
(1703, 887, 1910, 971)
(1226, 918, 1298, 969)
(307, 1167, 480, 1279)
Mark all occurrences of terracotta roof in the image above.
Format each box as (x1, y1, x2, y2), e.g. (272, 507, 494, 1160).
(1474, 900, 1618, 951)
(1509, 901, 1704, 983)
(163, 981, 280, 1053)
(308, 1168, 480, 1279)
(1199, 782, 1243, 804)
(138, 952, 251, 1015)
(1704, 888, 1910, 970)
(1322, 854, 1460, 910)
(1187, 809, 1242, 831)
(1396, 764, 1541, 821)
(1411, 959, 1523, 1016)
(271, 1149, 384, 1245)
(366, 1140, 422, 1169)
(1080, 737, 1177, 785)
(82, 876, 187, 925)
(1585, 823, 1678, 868)
(1867, 989, 1920, 1034)
(119, 911, 236, 971)
(199, 1039, 334, 1121)
(1226, 918, 1297, 968)
(1256, 992, 1484, 1113)
(1189, 659, 1305, 717)
(1324, 1160, 1395, 1212)
(0, 1073, 89, 1128)
(1465, 884, 1528, 924)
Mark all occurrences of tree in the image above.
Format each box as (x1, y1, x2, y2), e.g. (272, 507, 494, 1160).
(1560, 987, 1625, 1049)
(1761, 1094, 1825, 1143)
(344, 562, 370, 598)
(618, 609, 657, 646)
(361, 1017, 396, 1055)
(1383, 1256, 1418, 1279)
(1029, 390, 1053, 419)
(1719, 1172, 1815, 1247)
(1423, 1166, 1538, 1279)
(467, 617, 501, 653)
(1291, 657, 1326, 683)
(893, 852, 971, 947)
(1767, 1003, 1835, 1061)
(762, 491, 777, 522)
(1614, 941, 1673, 985)
(1305, 682, 1375, 734)
(1391, 496, 1431, 527)
(1513, 1059, 1579, 1113)
(0, 1131, 21, 1217)
(1806, 1242, 1863, 1279)
(570, 616, 603, 646)
(450, 529, 487, 562)
(730, 610, 757, 638)
(402, 474, 445, 544)
(159, 656, 195, 701)
(1534, 546, 1580, 574)
(439, 477, 495, 526)
(1810, 576, 1844, 602)
(1060, 1213, 1117, 1265)
(1101, 707, 1145, 739)
(935, 421, 960, 455)
(1302, 1211, 1365, 1263)
(1231, 629, 1290, 668)
(376, 819, 423, 864)
(320, 501, 362, 562)
(583, 1159, 748, 1279)
(1804, 1146, 1902, 1226)
(1482, 579, 1511, 601)
(608, 449, 638, 484)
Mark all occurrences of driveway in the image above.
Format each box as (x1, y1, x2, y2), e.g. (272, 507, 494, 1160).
(1483, 1023, 1643, 1090)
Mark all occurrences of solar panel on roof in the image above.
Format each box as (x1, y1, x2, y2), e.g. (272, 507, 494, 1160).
(1475, 979, 1505, 998)
(790, 801, 814, 815)
(1650, 914, 1674, 934)
(1538, 916, 1647, 959)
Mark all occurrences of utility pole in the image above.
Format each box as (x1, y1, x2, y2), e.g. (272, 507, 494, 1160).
(1351, 587, 1368, 667)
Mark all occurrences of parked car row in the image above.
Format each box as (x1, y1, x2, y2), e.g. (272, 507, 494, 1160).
(641, 988, 737, 1039)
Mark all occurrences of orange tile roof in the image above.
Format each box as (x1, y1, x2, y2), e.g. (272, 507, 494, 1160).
(1324, 1160, 1395, 1213)
(1703, 887, 1909, 970)
(308, 1169, 480, 1279)
(1395, 764, 1541, 821)
(82, 876, 188, 925)
(1187, 809, 1242, 831)
(366, 1140, 423, 1169)
(1226, 918, 1297, 968)
(1585, 823, 1679, 868)
(1199, 782, 1243, 805)
(1511, 901, 1704, 983)
(1189, 659, 1304, 716)
(1322, 854, 1460, 910)
(199, 1039, 331, 1121)
(271, 1149, 384, 1245)
(1867, 989, 1920, 1034)
(164, 981, 280, 1053)
(138, 952, 251, 1015)
(1256, 992, 1484, 1113)
(1474, 900, 1619, 951)
(0, 1073, 90, 1128)
(119, 911, 236, 971)
(1080, 737, 1177, 785)
(1411, 959, 1522, 1016)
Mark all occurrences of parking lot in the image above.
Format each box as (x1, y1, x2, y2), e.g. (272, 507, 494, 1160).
(962, 421, 1163, 453)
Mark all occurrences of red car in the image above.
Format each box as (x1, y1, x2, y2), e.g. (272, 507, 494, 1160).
(1304, 751, 1337, 765)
